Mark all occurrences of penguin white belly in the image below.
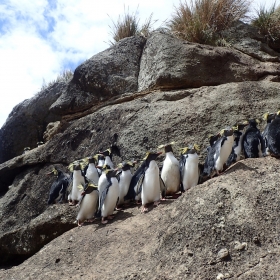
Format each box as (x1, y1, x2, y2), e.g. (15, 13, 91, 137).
(215, 137, 233, 172)
(86, 164, 99, 185)
(182, 154, 199, 190)
(141, 161, 160, 205)
(71, 171, 85, 201)
(102, 178, 119, 217)
(161, 153, 180, 195)
(98, 173, 108, 197)
(105, 156, 114, 169)
(118, 170, 132, 205)
(77, 190, 99, 222)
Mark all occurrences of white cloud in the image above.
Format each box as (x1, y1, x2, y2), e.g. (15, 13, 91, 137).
(0, 0, 277, 128)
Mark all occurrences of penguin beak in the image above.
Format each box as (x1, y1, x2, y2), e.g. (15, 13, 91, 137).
(45, 172, 52, 175)
(157, 152, 162, 155)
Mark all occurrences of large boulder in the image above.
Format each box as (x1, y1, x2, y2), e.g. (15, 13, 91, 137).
(138, 30, 280, 91)
(0, 164, 76, 265)
(0, 82, 66, 164)
(0, 80, 279, 266)
(50, 36, 146, 115)
(0, 157, 279, 279)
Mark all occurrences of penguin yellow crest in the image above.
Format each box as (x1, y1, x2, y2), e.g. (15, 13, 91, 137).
(277, 110, 280, 116)
(193, 144, 200, 152)
(263, 112, 269, 121)
(180, 147, 189, 154)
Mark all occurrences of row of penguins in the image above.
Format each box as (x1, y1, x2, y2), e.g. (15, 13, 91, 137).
(46, 111, 280, 226)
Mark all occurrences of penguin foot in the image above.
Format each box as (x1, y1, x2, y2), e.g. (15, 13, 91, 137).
(68, 201, 76, 206)
(135, 200, 142, 205)
(115, 206, 123, 211)
(101, 218, 108, 224)
(107, 215, 114, 220)
(77, 220, 84, 227)
(153, 200, 160, 206)
(87, 218, 96, 223)
(141, 206, 148, 213)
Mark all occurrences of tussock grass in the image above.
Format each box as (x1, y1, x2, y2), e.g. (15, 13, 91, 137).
(41, 69, 73, 91)
(108, 6, 155, 45)
(251, 2, 280, 44)
(168, 0, 250, 44)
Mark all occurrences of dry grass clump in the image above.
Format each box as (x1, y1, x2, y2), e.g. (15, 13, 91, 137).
(41, 69, 73, 91)
(251, 3, 280, 47)
(168, 0, 250, 44)
(108, 7, 155, 45)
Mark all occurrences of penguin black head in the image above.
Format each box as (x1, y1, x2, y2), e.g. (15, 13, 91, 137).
(275, 111, 280, 119)
(233, 122, 248, 132)
(96, 164, 112, 171)
(245, 119, 260, 128)
(208, 134, 220, 146)
(158, 141, 175, 153)
(143, 151, 162, 164)
(46, 166, 61, 177)
(94, 153, 105, 162)
(68, 161, 83, 172)
(117, 161, 136, 171)
(180, 144, 200, 155)
(100, 148, 111, 157)
(88, 156, 98, 164)
(220, 127, 233, 137)
(263, 112, 275, 123)
(23, 147, 31, 154)
(105, 168, 118, 179)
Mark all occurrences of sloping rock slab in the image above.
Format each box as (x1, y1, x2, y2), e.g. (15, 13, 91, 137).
(0, 157, 279, 279)
(0, 82, 65, 164)
(50, 36, 146, 116)
(138, 31, 280, 91)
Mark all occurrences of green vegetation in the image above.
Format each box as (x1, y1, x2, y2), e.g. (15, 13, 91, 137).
(251, 2, 280, 46)
(108, 6, 155, 45)
(41, 69, 73, 91)
(168, 0, 250, 44)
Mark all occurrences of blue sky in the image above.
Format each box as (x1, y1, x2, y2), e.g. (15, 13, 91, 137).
(0, 0, 277, 128)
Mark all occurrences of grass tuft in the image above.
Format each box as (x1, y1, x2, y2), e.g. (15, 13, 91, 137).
(108, 6, 155, 45)
(168, 0, 250, 44)
(41, 69, 73, 91)
(251, 2, 280, 44)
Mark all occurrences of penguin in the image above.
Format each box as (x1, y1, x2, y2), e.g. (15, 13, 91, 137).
(76, 179, 99, 226)
(99, 133, 121, 169)
(46, 167, 70, 204)
(203, 127, 234, 177)
(67, 161, 86, 205)
(262, 112, 276, 155)
(179, 144, 200, 191)
(97, 168, 119, 224)
(84, 156, 100, 185)
(226, 122, 248, 166)
(37, 141, 44, 147)
(23, 147, 31, 154)
(158, 142, 180, 197)
(242, 119, 265, 158)
(116, 161, 135, 208)
(131, 152, 166, 213)
(266, 110, 280, 157)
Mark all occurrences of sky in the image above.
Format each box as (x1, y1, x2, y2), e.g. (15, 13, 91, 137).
(0, 0, 277, 128)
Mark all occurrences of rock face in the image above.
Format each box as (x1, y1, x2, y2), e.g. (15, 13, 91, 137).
(0, 22, 279, 278)
(0, 157, 279, 279)
(0, 82, 65, 164)
(50, 36, 146, 116)
(138, 30, 280, 91)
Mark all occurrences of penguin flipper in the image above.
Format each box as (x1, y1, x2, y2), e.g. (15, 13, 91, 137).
(97, 183, 110, 217)
(159, 176, 166, 198)
(179, 154, 186, 183)
(135, 173, 145, 196)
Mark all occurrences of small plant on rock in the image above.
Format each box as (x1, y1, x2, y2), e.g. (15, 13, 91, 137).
(168, 0, 250, 44)
(41, 69, 73, 91)
(251, 2, 280, 51)
(108, 6, 155, 45)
